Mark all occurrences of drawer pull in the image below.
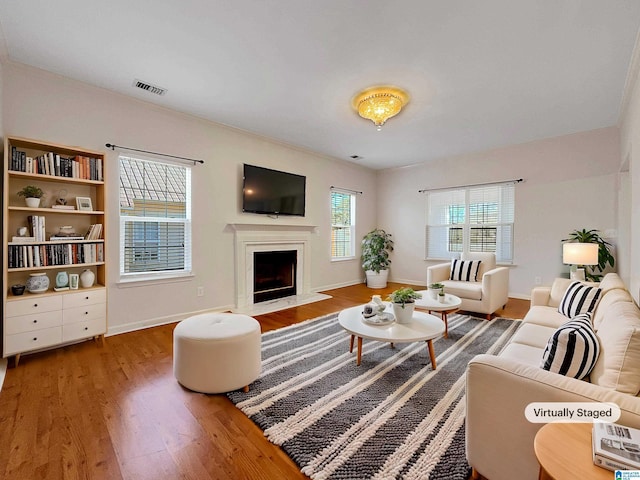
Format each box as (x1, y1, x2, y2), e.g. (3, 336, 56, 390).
(84, 327, 88, 331)
(33, 337, 37, 341)
(32, 320, 38, 324)
(33, 304, 38, 307)
(85, 297, 89, 300)
(85, 312, 89, 315)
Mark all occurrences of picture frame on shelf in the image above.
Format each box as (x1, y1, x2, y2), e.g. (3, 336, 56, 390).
(75, 196, 93, 211)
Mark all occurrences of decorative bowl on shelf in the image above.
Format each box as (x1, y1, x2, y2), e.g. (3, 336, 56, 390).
(11, 284, 25, 296)
(26, 273, 49, 293)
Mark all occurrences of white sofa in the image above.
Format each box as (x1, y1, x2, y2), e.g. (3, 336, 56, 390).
(465, 273, 640, 480)
(426, 252, 509, 319)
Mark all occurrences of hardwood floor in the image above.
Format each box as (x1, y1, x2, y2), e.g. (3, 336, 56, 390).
(0, 283, 529, 480)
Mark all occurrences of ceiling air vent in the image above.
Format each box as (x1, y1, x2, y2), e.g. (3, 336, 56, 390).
(133, 79, 167, 96)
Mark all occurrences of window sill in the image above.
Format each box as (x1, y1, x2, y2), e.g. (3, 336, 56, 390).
(117, 272, 194, 288)
(331, 256, 357, 263)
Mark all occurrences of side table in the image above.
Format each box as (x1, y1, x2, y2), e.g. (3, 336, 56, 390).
(414, 291, 461, 338)
(534, 423, 611, 480)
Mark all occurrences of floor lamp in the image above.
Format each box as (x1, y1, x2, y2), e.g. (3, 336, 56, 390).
(563, 243, 599, 281)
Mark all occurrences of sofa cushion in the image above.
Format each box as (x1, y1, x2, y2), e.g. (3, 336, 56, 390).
(499, 342, 544, 367)
(450, 259, 481, 282)
(510, 323, 558, 349)
(599, 272, 627, 293)
(557, 281, 602, 318)
(593, 288, 635, 331)
(540, 313, 599, 380)
(523, 305, 568, 329)
(441, 280, 482, 301)
(590, 301, 640, 395)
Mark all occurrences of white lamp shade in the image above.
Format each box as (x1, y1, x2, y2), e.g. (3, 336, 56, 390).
(562, 242, 599, 265)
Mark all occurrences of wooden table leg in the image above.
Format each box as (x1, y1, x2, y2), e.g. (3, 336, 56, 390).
(426, 339, 437, 369)
(349, 334, 355, 353)
(356, 337, 363, 366)
(441, 312, 449, 338)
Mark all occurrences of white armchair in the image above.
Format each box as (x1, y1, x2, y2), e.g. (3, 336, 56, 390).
(426, 252, 509, 319)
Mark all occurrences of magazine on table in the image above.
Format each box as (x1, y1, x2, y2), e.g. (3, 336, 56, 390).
(593, 422, 640, 471)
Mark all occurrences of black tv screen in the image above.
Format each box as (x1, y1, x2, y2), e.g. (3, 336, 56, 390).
(242, 164, 306, 216)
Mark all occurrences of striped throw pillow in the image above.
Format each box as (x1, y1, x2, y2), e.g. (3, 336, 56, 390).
(557, 281, 602, 318)
(540, 313, 600, 379)
(449, 259, 481, 282)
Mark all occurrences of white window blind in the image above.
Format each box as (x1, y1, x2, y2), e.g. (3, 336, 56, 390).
(331, 190, 356, 259)
(119, 156, 192, 278)
(426, 183, 514, 263)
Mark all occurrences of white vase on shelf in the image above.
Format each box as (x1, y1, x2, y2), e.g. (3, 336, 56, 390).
(80, 269, 95, 288)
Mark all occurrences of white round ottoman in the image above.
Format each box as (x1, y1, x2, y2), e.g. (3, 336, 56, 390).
(173, 313, 261, 394)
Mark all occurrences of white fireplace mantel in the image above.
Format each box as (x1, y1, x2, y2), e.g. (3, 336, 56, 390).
(229, 223, 317, 310)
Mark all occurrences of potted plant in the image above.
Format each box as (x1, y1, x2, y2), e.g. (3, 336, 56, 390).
(361, 229, 394, 288)
(563, 229, 615, 281)
(17, 185, 44, 208)
(428, 282, 444, 299)
(438, 291, 446, 303)
(387, 287, 422, 324)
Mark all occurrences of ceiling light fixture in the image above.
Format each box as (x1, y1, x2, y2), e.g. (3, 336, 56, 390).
(352, 86, 410, 130)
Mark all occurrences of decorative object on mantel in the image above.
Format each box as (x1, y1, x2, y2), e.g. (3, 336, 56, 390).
(388, 287, 422, 324)
(351, 85, 410, 130)
(361, 228, 394, 288)
(562, 229, 615, 282)
(17, 185, 44, 208)
(80, 269, 95, 288)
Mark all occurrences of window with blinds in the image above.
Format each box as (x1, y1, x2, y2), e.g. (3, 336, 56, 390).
(119, 156, 192, 277)
(426, 183, 514, 263)
(331, 190, 356, 259)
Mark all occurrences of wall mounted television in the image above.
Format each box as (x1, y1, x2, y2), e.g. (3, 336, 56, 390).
(242, 164, 306, 216)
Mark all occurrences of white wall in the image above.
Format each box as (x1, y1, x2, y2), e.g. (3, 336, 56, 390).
(619, 51, 640, 304)
(1, 63, 378, 333)
(377, 127, 621, 298)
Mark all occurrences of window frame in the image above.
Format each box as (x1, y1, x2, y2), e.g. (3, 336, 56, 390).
(118, 155, 193, 283)
(425, 183, 514, 263)
(330, 189, 356, 261)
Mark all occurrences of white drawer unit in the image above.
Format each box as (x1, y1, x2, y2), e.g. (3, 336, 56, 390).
(3, 286, 107, 363)
(63, 318, 105, 342)
(5, 310, 63, 335)
(63, 303, 106, 324)
(6, 295, 63, 317)
(4, 327, 63, 356)
(63, 289, 107, 309)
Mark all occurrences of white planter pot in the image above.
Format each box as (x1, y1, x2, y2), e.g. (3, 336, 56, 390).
(25, 197, 41, 208)
(365, 269, 389, 289)
(392, 302, 415, 324)
(429, 289, 438, 300)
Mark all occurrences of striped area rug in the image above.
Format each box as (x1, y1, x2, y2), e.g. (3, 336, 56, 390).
(227, 312, 521, 480)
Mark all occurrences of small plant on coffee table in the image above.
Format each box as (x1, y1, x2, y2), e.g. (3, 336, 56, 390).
(387, 287, 422, 309)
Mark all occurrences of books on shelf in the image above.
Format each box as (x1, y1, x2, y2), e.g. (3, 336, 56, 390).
(26, 215, 46, 242)
(593, 422, 640, 471)
(7, 241, 104, 269)
(50, 236, 86, 241)
(9, 146, 103, 181)
(11, 236, 35, 244)
(85, 224, 103, 240)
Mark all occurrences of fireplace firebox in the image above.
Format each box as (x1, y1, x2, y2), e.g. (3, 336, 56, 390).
(253, 250, 297, 303)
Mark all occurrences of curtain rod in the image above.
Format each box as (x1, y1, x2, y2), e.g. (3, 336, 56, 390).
(418, 178, 523, 193)
(105, 143, 205, 165)
(330, 186, 363, 195)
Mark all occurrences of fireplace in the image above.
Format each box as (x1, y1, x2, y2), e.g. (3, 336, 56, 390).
(253, 250, 297, 303)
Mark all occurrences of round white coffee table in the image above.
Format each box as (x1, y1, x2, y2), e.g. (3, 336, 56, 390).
(414, 291, 462, 338)
(338, 303, 445, 369)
